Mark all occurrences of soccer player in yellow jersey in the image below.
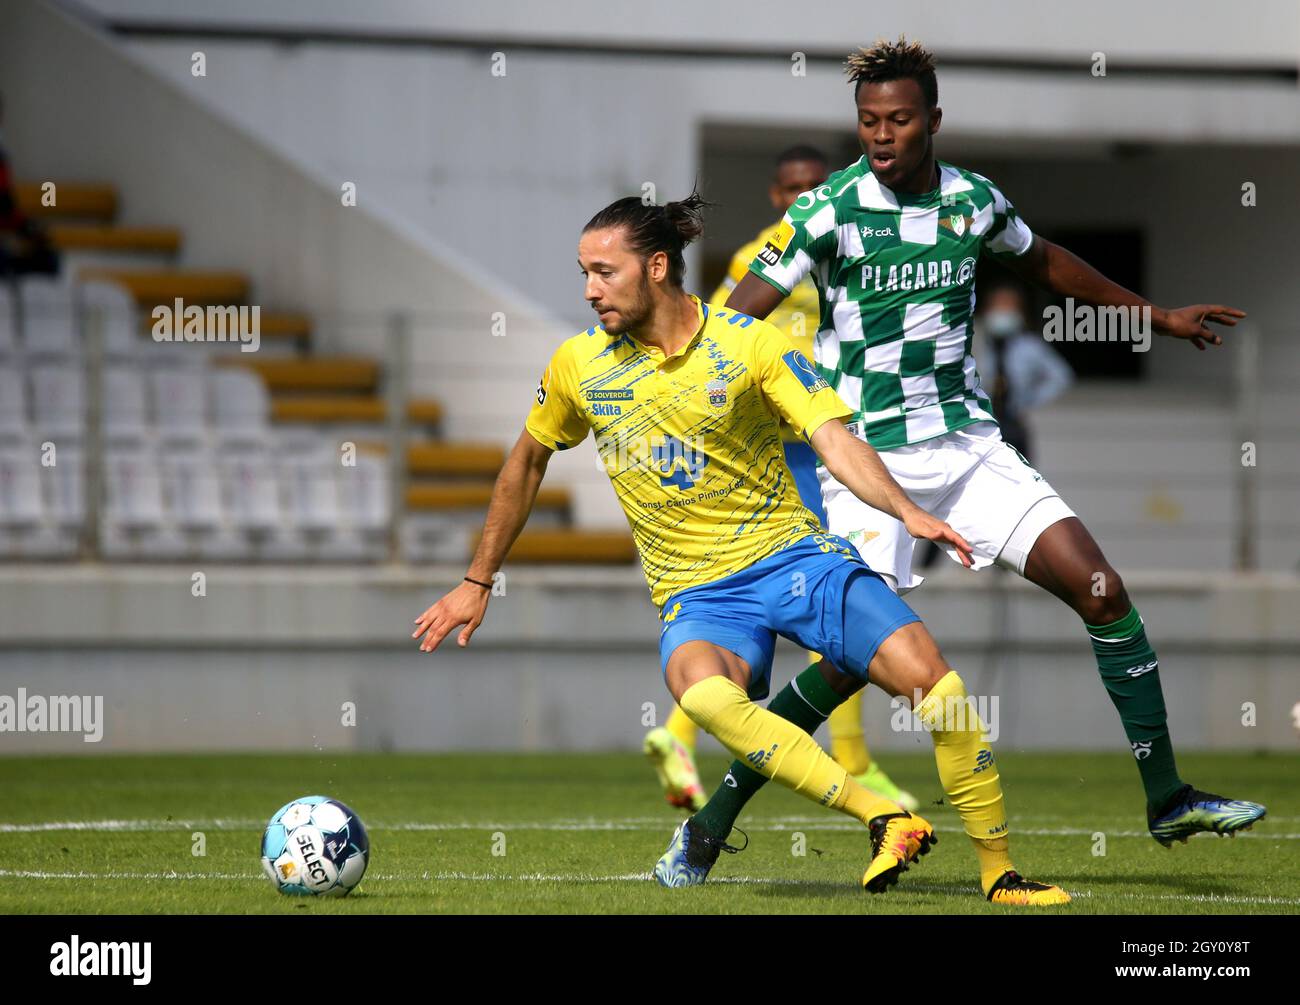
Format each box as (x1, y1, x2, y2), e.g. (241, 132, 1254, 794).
(413, 192, 1067, 902)
(645, 145, 918, 815)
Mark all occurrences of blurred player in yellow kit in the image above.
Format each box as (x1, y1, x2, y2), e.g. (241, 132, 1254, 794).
(643, 146, 918, 814)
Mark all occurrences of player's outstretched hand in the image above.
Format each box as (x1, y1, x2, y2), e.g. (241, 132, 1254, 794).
(412, 581, 490, 652)
(902, 508, 975, 568)
(1158, 304, 1246, 350)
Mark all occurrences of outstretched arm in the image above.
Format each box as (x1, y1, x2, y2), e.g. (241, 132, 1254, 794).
(724, 271, 787, 322)
(413, 429, 553, 651)
(1005, 237, 1245, 351)
(809, 419, 974, 567)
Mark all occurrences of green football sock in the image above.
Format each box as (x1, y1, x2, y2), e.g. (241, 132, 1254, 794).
(691, 662, 843, 838)
(1087, 605, 1184, 811)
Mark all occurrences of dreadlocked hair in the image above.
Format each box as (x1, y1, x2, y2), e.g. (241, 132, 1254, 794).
(844, 37, 938, 107)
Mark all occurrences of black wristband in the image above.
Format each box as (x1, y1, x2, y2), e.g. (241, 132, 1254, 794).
(464, 575, 493, 590)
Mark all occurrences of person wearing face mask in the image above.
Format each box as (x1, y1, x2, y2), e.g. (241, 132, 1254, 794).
(975, 281, 1074, 464)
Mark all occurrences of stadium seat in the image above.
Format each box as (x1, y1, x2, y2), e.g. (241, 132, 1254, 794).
(407, 441, 505, 479)
(0, 369, 29, 443)
(219, 357, 379, 394)
(0, 441, 45, 527)
(102, 444, 165, 530)
(340, 452, 391, 535)
(29, 364, 86, 444)
(157, 442, 223, 531)
(99, 444, 190, 560)
(49, 225, 181, 255)
(103, 365, 149, 444)
(41, 441, 85, 529)
(79, 279, 143, 362)
(0, 437, 77, 560)
(77, 268, 249, 307)
(149, 369, 207, 446)
(217, 442, 283, 535)
(278, 439, 343, 534)
(209, 367, 271, 446)
(15, 181, 117, 221)
(19, 276, 80, 359)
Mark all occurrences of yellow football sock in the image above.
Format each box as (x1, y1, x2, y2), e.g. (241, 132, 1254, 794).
(679, 676, 899, 824)
(828, 689, 871, 776)
(915, 670, 1014, 893)
(664, 703, 698, 752)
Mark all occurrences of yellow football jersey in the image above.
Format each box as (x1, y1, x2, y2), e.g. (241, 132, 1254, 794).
(526, 295, 850, 608)
(709, 221, 822, 359)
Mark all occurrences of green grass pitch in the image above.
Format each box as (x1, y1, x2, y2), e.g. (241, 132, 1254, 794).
(0, 750, 1295, 914)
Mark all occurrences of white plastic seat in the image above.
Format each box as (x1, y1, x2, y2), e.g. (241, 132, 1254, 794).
(210, 367, 270, 445)
(20, 276, 79, 359)
(149, 368, 207, 445)
(279, 444, 342, 534)
(0, 442, 45, 526)
(158, 442, 223, 531)
(103, 366, 149, 444)
(339, 452, 390, 534)
(42, 442, 85, 528)
(29, 364, 86, 443)
(218, 442, 282, 532)
(0, 368, 29, 443)
(102, 445, 166, 530)
(79, 279, 141, 362)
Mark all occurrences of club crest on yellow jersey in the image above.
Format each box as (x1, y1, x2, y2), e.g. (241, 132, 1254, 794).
(705, 378, 729, 412)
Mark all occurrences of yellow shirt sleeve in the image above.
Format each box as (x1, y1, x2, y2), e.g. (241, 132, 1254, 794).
(525, 341, 590, 451)
(749, 321, 851, 442)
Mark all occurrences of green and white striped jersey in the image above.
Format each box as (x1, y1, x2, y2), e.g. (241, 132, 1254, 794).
(748, 157, 1035, 450)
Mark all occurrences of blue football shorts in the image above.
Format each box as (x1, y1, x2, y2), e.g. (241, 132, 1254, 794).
(658, 532, 920, 700)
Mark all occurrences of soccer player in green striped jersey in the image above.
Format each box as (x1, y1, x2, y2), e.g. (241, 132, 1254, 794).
(692, 38, 1266, 892)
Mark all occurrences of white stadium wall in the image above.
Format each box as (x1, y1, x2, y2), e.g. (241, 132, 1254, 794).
(1, 566, 1297, 752)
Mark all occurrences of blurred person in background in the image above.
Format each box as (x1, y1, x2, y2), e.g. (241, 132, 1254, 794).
(976, 279, 1073, 464)
(0, 91, 59, 277)
(642, 144, 921, 817)
(916, 280, 1074, 570)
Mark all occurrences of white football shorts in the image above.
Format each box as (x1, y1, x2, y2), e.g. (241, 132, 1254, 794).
(818, 420, 1075, 593)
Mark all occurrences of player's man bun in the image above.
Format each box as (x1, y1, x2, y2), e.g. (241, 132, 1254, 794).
(583, 187, 713, 287)
(845, 37, 939, 107)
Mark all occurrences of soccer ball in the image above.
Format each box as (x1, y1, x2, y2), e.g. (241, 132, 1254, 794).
(261, 796, 370, 897)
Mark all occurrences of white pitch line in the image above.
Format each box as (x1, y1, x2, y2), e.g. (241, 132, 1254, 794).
(2, 868, 1297, 908)
(0, 817, 1294, 839)
(0, 869, 256, 881)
